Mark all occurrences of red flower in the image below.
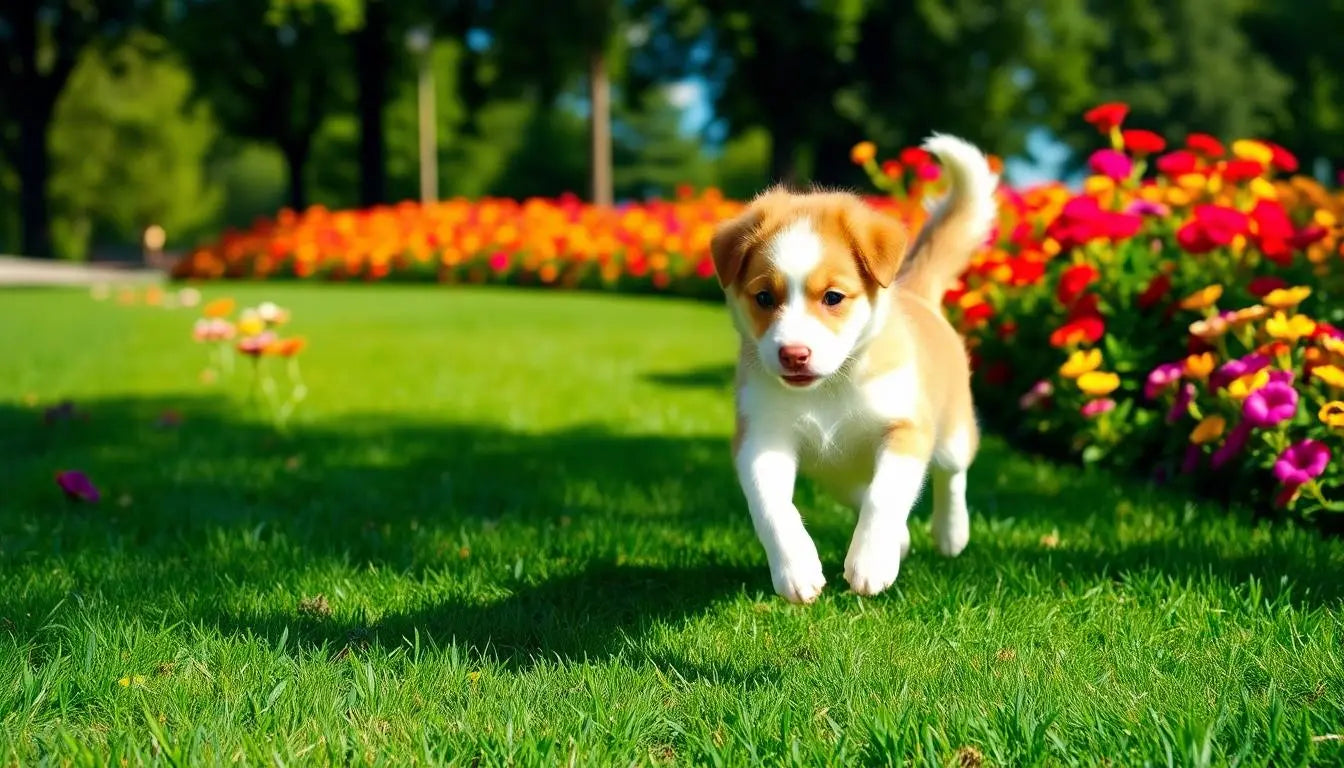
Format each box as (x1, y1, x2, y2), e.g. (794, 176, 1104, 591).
(1050, 316, 1105, 348)
(880, 160, 903, 178)
(997, 320, 1018, 340)
(1175, 204, 1249, 254)
(916, 164, 941, 181)
(1248, 275, 1287, 297)
(1122, 129, 1166, 155)
(1290, 225, 1328, 250)
(1006, 256, 1045, 286)
(1220, 160, 1264, 183)
(1045, 196, 1143, 250)
(899, 147, 932, 167)
(56, 470, 100, 503)
(1056, 264, 1100, 305)
(1137, 273, 1172, 309)
(1249, 199, 1294, 265)
(1084, 103, 1129, 133)
(695, 256, 716, 279)
(488, 251, 510, 272)
(1067, 292, 1101, 321)
(1155, 150, 1198, 177)
(963, 302, 994, 324)
(1185, 133, 1225, 158)
(1264, 142, 1299, 173)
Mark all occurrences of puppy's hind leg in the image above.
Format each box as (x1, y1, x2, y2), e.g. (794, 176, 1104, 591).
(930, 421, 978, 557)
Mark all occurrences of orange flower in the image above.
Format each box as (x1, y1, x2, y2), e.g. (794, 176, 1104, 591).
(1189, 415, 1226, 445)
(1183, 353, 1215, 380)
(1179, 284, 1224, 311)
(850, 141, 877, 165)
(1262, 286, 1311, 310)
(265, 337, 307, 357)
(202, 298, 235, 319)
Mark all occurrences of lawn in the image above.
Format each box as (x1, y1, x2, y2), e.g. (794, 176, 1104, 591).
(2, 285, 1343, 766)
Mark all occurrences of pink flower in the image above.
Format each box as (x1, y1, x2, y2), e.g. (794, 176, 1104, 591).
(1145, 361, 1183, 400)
(56, 470, 100, 503)
(1088, 149, 1133, 181)
(1081, 398, 1116, 418)
(1273, 440, 1330, 487)
(488, 251, 510, 273)
(916, 164, 941, 181)
(237, 331, 277, 357)
(1018, 379, 1054, 410)
(1242, 381, 1298, 428)
(1125, 199, 1170, 218)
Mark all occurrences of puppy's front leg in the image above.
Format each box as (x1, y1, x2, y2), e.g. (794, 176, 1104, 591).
(734, 434, 826, 604)
(845, 433, 931, 596)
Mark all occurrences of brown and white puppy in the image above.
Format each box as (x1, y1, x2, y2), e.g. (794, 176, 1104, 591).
(710, 134, 998, 603)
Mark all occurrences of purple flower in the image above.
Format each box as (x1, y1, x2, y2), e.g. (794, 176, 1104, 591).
(1167, 383, 1195, 424)
(1126, 199, 1170, 218)
(1210, 353, 1270, 391)
(1181, 444, 1202, 475)
(1145, 361, 1183, 400)
(1242, 381, 1298, 428)
(1267, 369, 1293, 385)
(1211, 421, 1250, 469)
(1089, 149, 1133, 181)
(55, 470, 100, 503)
(1273, 440, 1331, 487)
(1081, 398, 1116, 418)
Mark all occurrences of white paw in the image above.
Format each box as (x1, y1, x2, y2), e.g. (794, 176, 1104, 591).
(844, 529, 907, 597)
(932, 508, 970, 557)
(770, 553, 827, 604)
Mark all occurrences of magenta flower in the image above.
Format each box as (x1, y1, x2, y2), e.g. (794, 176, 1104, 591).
(1181, 444, 1201, 475)
(55, 470, 100, 503)
(1242, 381, 1298, 428)
(1273, 440, 1331, 487)
(1088, 149, 1133, 181)
(1145, 361, 1183, 400)
(1167, 383, 1195, 424)
(1081, 398, 1116, 418)
(1125, 199, 1170, 218)
(1267, 369, 1293, 385)
(1210, 353, 1270, 391)
(1211, 421, 1250, 469)
(236, 331, 277, 357)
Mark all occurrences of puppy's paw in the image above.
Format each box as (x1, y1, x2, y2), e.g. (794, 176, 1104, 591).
(770, 543, 826, 604)
(844, 530, 907, 597)
(932, 509, 970, 557)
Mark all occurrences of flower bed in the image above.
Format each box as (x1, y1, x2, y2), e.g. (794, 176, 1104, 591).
(175, 107, 1343, 518)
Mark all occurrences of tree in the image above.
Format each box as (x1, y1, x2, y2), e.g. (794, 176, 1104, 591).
(175, 0, 349, 210)
(48, 31, 221, 259)
(0, 0, 161, 257)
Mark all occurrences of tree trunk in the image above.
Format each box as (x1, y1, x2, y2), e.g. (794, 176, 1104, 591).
(769, 127, 802, 188)
(588, 50, 613, 206)
(282, 141, 310, 211)
(18, 106, 54, 258)
(355, 0, 388, 207)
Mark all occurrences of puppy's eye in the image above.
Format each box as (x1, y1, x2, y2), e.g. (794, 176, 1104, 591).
(821, 291, 845, 307)
(754, 291, 776, 308)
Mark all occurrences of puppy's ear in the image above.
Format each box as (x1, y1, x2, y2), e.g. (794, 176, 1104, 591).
(709, 208, 761, 289)
(841, 204, 908, 289)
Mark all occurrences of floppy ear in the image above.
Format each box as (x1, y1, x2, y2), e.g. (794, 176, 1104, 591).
(840, 205, 908, 289)
(709, 208, 761, 289)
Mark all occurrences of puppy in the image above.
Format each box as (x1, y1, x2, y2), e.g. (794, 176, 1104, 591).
(710, 134, 998, 603)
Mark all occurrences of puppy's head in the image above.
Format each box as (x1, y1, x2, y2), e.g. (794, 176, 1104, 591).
(711, 189, 908, 389)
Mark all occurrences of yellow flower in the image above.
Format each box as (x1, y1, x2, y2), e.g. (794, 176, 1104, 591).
(1231, 139, 1273, 166)
(850, 141, 877, 165)
(1263, 286, 1311, 310)
(1320, 401, 1344, 428)
(1085, 176, 1115, 195)
(1179, 284, 1224, 311)
(1076, 371, 1120, 397)
(1175, 173, 1208, 193)
(117, 675, 147, 688)
(1189, 415, 1226, 445)
(1060, 349, 1103, 379)
(1314, 364, 1344, 389)
(1314, 209, 1337, 228)
(1226, 305, 1268, 328)
(1249, 177, 1278, 200)
(237, 309, 265, 337)
(1227, 370, 1270, 401)
(1265, 312, 1316, 342)
(1322, 336, 1344, 357)
(957, 290, 985, 309)
(1183, 352, 1215, 380)
(1165, 188, 1192, 207)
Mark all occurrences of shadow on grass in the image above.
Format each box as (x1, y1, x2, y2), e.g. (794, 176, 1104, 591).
(2, 394, 1340, 674)
(641, 363, 735, 391)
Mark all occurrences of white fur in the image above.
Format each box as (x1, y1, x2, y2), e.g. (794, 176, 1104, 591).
(728, 134, 988, 604)
(920, 133, 1000, 242)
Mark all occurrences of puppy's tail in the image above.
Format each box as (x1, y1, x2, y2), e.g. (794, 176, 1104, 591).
(898, 134, 999, 306)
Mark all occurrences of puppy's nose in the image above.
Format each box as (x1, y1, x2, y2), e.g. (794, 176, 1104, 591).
(778, 345, 812, 371)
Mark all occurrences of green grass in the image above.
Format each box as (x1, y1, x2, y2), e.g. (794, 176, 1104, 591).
(2, 284, 1343, 767)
